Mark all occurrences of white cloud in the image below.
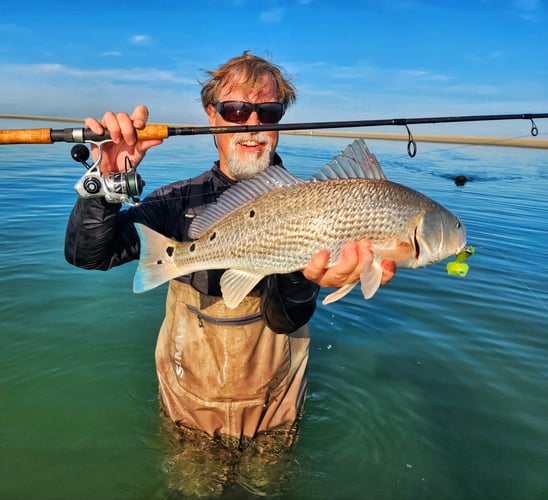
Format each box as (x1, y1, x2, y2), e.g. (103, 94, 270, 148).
(513, 0, 545, 21)
(0, 62, 201, 122)
(397, 69, 451, 81)
(468, 50, 505, 63)
(130, 34, 151, 45)
(259, 7, 284, 23)
(513, 0, 541, 10)
(1, 62, 195, 85)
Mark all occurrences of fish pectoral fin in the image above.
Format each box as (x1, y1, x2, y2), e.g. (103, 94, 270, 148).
(322, 282, 358, 305)
(133, 223, 183, 293)
(359, 258, 384, 300)
(220, 270, 264, 309)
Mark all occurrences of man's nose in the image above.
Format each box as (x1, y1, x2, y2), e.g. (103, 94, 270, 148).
(246, 110, 260, 125)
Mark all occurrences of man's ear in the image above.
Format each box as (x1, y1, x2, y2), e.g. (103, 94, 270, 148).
(206, 104, 216, 125)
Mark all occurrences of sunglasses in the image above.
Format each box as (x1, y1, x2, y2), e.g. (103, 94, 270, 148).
(214, 101, 285, 125)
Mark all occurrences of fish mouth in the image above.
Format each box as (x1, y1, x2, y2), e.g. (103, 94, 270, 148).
(462, 244, 473, 255)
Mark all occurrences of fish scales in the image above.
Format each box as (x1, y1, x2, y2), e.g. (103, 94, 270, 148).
(173, 179, 435, 275)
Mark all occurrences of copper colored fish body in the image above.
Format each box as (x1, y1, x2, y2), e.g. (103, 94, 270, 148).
(134, 139, 466, 308)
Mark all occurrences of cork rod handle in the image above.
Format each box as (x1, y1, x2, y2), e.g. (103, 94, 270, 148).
(0, 124, 170, 145)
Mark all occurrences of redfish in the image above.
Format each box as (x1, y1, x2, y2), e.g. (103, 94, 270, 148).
(133, 139, 467, 308)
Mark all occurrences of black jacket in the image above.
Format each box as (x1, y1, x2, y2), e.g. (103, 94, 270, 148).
(65, 159, 319, 334)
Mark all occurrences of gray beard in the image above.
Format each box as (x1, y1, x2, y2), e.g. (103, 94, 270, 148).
(226, 133, 273, 180)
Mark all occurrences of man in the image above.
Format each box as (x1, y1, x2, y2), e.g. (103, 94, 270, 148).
(65, 52, 394, 493)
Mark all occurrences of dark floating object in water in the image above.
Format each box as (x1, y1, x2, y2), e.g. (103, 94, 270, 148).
(454, 175, 468, 186)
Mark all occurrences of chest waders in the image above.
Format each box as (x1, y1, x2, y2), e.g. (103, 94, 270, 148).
(155, 280, 310, 442)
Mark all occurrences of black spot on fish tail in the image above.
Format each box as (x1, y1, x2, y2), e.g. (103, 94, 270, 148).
(189, 243, 196, 252)
(209, 232, 217, 241)
(249, 209, 256, 218)
(166, 246, 174, 257)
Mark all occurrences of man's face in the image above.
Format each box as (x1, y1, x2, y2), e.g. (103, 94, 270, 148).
(207, 73, 280, 180)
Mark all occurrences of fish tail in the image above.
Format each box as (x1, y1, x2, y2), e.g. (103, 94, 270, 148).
(133, 223, 184, 293)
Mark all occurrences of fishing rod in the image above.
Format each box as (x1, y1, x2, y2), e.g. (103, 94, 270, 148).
(1, 112, 546, 205)
(1, 112, 546, 145)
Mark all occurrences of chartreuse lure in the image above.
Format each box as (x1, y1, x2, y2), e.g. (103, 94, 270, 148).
(447, 245, 475, 277)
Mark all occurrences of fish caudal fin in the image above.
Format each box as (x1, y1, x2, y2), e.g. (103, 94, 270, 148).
(133, 223, 182, 293)
(321, 258, 384, 305)
(220, 269, 264, 309)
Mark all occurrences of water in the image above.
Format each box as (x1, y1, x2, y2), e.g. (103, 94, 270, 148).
(1, 125, 547, 499)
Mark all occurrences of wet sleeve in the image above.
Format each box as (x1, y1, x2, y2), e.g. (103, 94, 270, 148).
(64, 197, 140, 270)
(260, 272, 320, 334)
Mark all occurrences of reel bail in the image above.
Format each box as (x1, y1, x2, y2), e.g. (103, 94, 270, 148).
(72, 141, 145, 205)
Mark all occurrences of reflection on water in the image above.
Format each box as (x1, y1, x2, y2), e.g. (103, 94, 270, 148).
(1, 128, 547, 499)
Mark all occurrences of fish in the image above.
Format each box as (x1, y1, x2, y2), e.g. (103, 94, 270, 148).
(133, 139, 467, 308)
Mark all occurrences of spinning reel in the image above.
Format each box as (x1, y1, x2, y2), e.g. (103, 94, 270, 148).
(72, 140, 145, 205)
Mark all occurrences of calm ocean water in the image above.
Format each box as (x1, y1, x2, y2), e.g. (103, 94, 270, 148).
(1, 123, 547, 499)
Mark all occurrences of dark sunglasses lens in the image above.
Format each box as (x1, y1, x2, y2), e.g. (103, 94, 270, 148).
(220, 102, 252, 123)
(257, 103, 284, 124)
(217, 101, 284, 124)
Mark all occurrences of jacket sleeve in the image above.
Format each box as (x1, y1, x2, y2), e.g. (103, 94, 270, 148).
(64, 192, 172, 270)
(65, 178, 185, 271)
(260, 272, 320, 334)
(64, 197, 141, 270)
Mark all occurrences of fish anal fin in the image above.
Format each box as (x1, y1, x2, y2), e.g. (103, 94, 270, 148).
(220, 269, 264, 309)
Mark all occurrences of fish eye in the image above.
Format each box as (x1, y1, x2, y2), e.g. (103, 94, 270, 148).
(455, 219, 462, 229)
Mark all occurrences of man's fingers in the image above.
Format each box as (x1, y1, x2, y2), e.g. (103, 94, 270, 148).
(302, 249, 330, 282)
(131, 104, 149, 129)
(100, 111, 122, 143)
(302, 241, 395, 290)
(335, 241, 361, 284)
(380, 259, 396, 285)
(116, 112, 137, 145)
(84, 117, 104, 135)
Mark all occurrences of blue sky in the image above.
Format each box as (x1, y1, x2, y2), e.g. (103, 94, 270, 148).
(1, 0, 547, 136)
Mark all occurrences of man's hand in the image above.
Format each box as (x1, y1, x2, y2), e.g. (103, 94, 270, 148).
(302, 240, 396, 288)
(85, 104, 163, 175)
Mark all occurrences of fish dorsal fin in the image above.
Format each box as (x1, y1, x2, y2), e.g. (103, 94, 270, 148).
(188, 165, 305, 239)
(312, 139, 387, 181)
